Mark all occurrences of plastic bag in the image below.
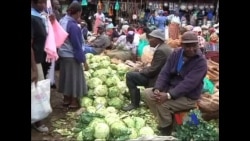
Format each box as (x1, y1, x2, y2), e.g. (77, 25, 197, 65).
(137, 39, 149, 57)
(31, 79, 52, 123)
(202, 77, 214, 94)
(141, 45, 154, 64)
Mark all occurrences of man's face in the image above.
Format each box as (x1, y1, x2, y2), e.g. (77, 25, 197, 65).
(33, 0, 46, 12)
(98, 9, 102, 13)
(52, 0, 60, 10)
(182, 43, 198, 57)
(97, 27, 104, 34)
(148, 36, 159, 47)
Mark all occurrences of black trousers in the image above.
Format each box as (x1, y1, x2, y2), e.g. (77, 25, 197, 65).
(126, 71, 149, 90)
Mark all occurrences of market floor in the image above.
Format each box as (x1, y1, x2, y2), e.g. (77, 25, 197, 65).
(31, 71, 69, 140)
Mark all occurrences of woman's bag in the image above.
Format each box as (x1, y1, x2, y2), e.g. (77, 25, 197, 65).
(31, 79, 52, 123)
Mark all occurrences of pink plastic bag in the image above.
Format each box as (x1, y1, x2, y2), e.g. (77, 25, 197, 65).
(52, 20, 68, 47)
(45, 20, 58, 62)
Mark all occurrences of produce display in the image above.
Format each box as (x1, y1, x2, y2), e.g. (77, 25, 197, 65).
(76, 53, 159, 140)
(52, 54, 219, 141)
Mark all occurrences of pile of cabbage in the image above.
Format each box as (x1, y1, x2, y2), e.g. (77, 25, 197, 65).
(75, 54, 158, 140)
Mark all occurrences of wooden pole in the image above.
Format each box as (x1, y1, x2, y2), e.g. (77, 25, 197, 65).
(215, 0, 219, 22)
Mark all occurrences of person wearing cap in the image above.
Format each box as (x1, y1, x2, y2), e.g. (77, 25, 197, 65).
(143, 31, 207, 135)
(193, 26, 206, 53)
(106, 28, 137, 61)
(120, 24, 129, 35)
(122, 30, 173, 111)
(85, 24, 111, 54)
(106, 23, 120, 42)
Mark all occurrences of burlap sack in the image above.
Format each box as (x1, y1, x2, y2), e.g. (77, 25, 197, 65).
(106, 49, 132, 61)
(198, 93, 219, 112)
(168, 23, 180, 40)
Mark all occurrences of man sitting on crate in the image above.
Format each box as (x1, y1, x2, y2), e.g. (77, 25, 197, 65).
(144, 31, 208, 135)
(122, 30, 173, 111)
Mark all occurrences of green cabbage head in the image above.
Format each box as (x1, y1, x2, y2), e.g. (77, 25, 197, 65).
(138, 126, 155, 136)
(94, 122, 110, 139)
(108, 97, 124, 109)
(93, 97, 107, 107)
(87, 78, 103, 89)
(81, 97, 93, 107)
(94, 85, 108, 96)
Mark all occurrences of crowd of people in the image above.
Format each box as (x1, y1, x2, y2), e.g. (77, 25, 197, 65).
(31, 0, 219, 136)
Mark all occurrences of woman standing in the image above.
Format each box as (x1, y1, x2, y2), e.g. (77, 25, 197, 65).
(31, 0, 54, 132)
(93, 8, 105, 35)
(58, 2, 88, 109)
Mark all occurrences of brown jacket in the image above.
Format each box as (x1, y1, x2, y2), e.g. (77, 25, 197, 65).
(140, 43, 173, 87)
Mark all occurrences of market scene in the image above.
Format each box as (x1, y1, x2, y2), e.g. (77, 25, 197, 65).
(31, 0, 219, 140)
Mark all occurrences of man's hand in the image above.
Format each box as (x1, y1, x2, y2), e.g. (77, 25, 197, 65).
(49, 14, 56, 24)
(31, 69, 38, 85)
(156, 92, 168, 104)
(84, 63, 89, 71)
(133, 68, 143, 72)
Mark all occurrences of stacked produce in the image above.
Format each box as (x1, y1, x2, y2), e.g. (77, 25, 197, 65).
(198, 60, 219, 121)
(75, 53, 158, 141)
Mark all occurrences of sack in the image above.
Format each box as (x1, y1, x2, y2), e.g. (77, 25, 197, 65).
(198, 93, 219, 112)
(141, 45, 154, 64)
(31, 79, 52, 123)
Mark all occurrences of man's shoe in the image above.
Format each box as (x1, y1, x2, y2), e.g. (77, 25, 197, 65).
(122, 104, 139, 111)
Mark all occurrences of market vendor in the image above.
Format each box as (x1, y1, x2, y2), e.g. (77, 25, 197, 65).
(122, 30, 173, 111)
(84, 24, 111, 54)
(106, 29, 136, 61)
(193, 26, 206, 54)
(106, 23, 120, 42)
(201, 25, 209, 41)
(205, 32, 219, 52)
(143, 31, 207, 135)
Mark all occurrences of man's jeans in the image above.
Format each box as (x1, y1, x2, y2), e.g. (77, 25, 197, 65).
(83, 45, 97, 54)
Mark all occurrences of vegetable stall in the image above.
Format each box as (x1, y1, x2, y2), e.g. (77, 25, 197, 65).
(51, 54, 219, 141)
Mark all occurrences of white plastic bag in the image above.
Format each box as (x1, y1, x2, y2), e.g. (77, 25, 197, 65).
(141, 45, 154, 64)
(31, 79, 52, 123)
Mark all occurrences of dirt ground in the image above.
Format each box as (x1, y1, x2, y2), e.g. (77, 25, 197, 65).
(31, 71, 71, 141)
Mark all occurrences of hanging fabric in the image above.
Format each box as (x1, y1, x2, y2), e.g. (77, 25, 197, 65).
(81, 0, 88, 6)
(109, 4, 114, 16)
(115, 0, 120, 11)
